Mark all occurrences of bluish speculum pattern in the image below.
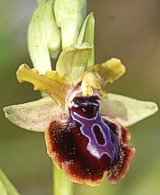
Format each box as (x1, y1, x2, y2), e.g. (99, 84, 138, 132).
(70, 96, 120, 164)
(46, 85, 135, 185)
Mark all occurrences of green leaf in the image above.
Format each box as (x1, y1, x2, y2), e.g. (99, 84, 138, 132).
(3, 97, 64, 132)
(0, 169, 20, 195)
(77, 12, 95, 67)
(56, 44, 92, 84)
(100, 93, 158, 127)
(28, 0, 61, 73)
(54, 0, 87, 49)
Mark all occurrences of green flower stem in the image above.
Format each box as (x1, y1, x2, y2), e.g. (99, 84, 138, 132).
(53, 166, 73, 195)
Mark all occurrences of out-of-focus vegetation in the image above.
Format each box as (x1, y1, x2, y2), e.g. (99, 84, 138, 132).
(0, 0, 160, 194)
(0, 169, 20, 195)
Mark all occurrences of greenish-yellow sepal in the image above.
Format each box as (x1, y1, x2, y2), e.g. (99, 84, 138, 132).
(56, 44, 92, 84)
(77, 12, 95, 67)
(28, 0, 61, 73)
(54, 0, 87, 49)
(3, 97, 64, 132)
(17, 64, 72, 105)
(101, 93, 158, 127)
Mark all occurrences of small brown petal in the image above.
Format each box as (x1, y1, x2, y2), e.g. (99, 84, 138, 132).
(107, 145, 135, 184)
(105, 117, 135, 183)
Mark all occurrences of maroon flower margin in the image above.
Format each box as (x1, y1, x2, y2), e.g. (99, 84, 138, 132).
(45, 83, 135, 185)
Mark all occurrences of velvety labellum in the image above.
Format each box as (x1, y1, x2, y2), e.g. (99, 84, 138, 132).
(70, 96, 120, 163)
(45, 93, 135, 185)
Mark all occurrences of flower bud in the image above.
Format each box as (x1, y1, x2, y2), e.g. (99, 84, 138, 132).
(28, 0, 61, 74)
(54, 0, 87, 49)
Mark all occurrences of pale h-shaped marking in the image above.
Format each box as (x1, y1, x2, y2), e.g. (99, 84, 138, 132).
(71, 110, 119, 162)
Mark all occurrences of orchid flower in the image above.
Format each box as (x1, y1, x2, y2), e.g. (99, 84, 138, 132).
(3, 0, 158, 193)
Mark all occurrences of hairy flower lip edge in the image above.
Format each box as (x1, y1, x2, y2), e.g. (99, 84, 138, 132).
(102, 116, 136, 184)
(108, 146, 136, 184)
(44, 83, 136, 186)
(45, 115, 136, 186)
(45, 119, 103, 186)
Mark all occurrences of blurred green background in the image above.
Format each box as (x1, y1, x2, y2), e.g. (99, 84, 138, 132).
(0, 0, 160, 194)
